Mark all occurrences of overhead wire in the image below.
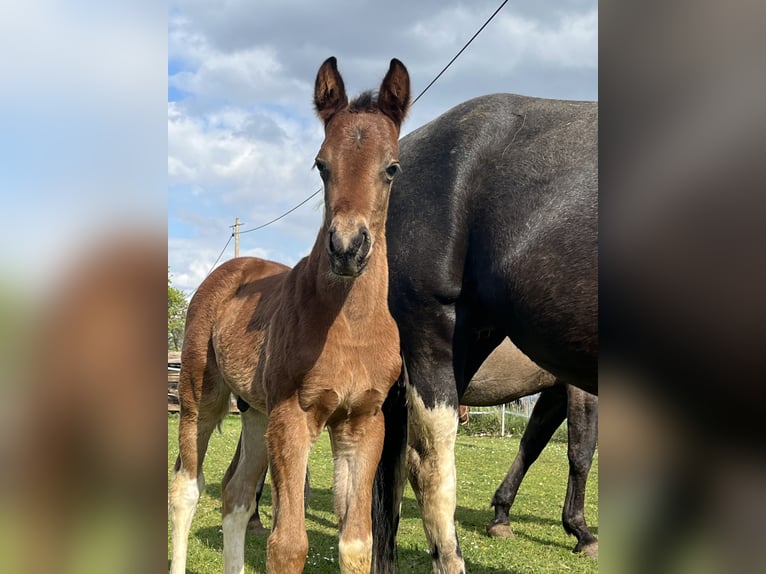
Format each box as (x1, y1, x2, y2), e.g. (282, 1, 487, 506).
(237, 0, 509, 236)
(197, 0, 509, 279)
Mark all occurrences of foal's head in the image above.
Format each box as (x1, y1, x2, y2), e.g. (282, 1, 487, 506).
(313, 57, 410, 278)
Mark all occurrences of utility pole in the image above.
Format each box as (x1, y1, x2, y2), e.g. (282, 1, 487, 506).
(231, 217, 242, 258)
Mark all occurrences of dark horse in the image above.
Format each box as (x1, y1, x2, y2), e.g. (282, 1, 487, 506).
(458, 340, 599, 557)
(372, 93, 597, 573)
(486, 384, 598, 556)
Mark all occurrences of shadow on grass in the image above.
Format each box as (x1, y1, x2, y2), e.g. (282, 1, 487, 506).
(191, 523, 527, 574)
(402, 493, 599, 556)
(186, 484, 595, 571)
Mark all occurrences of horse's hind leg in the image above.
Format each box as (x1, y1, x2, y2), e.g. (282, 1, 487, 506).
(169, 355, 231, 574)
(487, 385, 567, 539)
(221, 408, 269, 574)
(247, 468, 269, 533)
(562, 385, 598, 557)
(329, 412, 386, 574)
(223, 433, 279, 535)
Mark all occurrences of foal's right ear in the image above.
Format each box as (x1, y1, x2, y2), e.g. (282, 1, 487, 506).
(378, 58, 411, 129)
(314, 57, 348, 125)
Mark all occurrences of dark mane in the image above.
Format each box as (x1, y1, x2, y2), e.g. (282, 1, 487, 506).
(348, 90, 379, 113)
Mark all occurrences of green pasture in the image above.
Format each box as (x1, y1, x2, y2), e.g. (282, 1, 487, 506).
(168, 414, 598, 573)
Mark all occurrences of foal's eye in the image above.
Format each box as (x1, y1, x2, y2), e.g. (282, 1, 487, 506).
(385, 162, 401, 180)
(315, 159, 328, 176)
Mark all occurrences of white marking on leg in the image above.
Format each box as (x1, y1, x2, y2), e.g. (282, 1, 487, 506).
(223, 503, 250, 574)
(168, 468, 202, 574)
(407, 387, 465, 573)
(338, 535, 372, 574)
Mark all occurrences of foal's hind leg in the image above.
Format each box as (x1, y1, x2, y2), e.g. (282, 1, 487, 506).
(169, 361, 231, 574)
(221, 408, 269, 574)
(487, 385, 567, 539)
(562, 385, 598, 557)
(329, 412, 386, 574)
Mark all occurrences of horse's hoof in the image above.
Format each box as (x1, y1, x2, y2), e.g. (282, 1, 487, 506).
(486, 522, 514, 539)
(247, 520, 269, 535)
(576, 540, 598, 558)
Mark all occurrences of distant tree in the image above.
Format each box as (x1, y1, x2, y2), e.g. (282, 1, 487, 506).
(168, 271, 188, 351)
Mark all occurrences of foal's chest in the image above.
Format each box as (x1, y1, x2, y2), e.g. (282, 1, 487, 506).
(294, 338, 401, 421)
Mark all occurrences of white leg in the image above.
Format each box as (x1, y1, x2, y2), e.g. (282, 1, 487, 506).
(223, 503, 252, 574)
(222, 409, 268, 574)
(407, 386, 464, 574)
(169, 468, 205, 574)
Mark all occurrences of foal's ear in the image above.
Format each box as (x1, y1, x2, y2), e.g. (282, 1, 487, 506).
(314, 57, 348, 125)
(378, 58, 411, 128)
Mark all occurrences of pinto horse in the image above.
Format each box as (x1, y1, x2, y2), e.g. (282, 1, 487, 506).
(372, 93, 597, 573)
(460, 340, 598, 556)
(169, 56, 410, 574)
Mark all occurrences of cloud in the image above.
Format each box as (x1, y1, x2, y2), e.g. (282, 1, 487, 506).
(167, 0, 598, 292)
(168, 101, 323, 203)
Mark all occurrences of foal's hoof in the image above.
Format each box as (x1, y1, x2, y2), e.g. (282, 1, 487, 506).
(575, 540, 599, 558)
(247, 519, 269, 535)
(486, 522, 514, 539)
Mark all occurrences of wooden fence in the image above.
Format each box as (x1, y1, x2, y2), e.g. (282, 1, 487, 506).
(168, 352, 239, 413)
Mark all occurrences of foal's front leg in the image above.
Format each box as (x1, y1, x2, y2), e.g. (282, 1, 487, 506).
(330, 412, 386, 574)
(266, 398, 314, 574)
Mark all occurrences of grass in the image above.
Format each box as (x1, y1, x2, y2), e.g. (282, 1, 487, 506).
(168, 414, 598, 573)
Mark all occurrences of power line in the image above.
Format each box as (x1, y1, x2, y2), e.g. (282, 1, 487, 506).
(239, 187, 322, 235)
(185, 232, 234, 299)
(207, 0, 507, 246)
(205, 233, 233, 277)
(412, 0, 509, 105)
(238, 0, 509, 235)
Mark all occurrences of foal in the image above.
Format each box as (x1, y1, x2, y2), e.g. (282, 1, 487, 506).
(168, 57, 410, 574)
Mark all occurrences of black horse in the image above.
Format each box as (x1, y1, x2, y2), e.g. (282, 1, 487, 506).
(456, 339, 598, 556)
(372, 93, 597, 573)
(484, 383, 598, 557)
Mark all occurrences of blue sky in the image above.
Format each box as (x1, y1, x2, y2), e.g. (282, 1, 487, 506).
(167, 0, 597, 296)
(0, 1, 166, 295)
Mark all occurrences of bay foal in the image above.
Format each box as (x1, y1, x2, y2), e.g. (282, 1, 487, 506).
(169, 57, 410, 574)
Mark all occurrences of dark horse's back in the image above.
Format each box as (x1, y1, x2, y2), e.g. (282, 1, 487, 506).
(373, 93, 597, 572)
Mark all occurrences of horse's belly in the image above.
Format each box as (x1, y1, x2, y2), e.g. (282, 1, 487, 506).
(461, 370, 556, 406)
(460, 340, 557, 406)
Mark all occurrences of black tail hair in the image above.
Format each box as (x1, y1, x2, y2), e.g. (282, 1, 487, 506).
(371, 357, 409, 573)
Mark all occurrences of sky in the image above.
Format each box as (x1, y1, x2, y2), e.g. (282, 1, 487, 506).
(167, 0, 597, 296)
(1, 1, 166, 298)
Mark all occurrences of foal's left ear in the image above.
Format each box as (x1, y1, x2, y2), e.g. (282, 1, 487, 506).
(314, 56, 349, 125)
(378, 58, 411, 128)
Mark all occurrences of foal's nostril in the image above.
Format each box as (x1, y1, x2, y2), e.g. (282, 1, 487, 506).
(347, 226, 370, 255)
(328, 228, 344, 255)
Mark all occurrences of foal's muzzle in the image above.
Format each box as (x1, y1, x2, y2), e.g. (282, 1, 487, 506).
(327, 224, 372, 277)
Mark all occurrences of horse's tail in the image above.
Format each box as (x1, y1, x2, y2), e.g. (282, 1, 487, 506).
(372, 358, 409, 574)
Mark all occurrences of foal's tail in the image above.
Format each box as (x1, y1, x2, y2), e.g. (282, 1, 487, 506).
(372, 358, 409, 574)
